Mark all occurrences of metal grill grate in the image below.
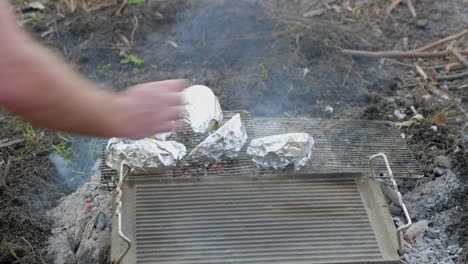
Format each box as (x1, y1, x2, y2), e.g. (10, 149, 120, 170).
(111, 173, 400, 264)
(101, 110, 422, 187)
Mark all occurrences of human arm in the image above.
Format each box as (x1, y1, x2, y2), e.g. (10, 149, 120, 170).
(0, 1, 185, 138)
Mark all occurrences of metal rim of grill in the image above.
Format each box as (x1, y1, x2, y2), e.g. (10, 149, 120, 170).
(111, 173, 400, 264)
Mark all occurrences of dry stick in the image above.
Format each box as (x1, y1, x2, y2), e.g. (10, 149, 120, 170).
(130, 16, 139, 47)
(3, 160, 11, 185)
(434, 48, 468, 80)
(0, 161, 4, 187)
(415, 29, 468, 52)
(449, 48, 468, 68)
(386, 0, 402, 18)
(20, 237, 35, 256)
(342, 49, 468, 58)
(405, 0, 417, 18)
(436, 71, 468, 81)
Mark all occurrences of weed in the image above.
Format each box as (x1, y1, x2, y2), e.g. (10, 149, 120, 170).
(97, 64, 112, 77)
(287, 22, 305, 33)
(10, 249, 21, 263)
(128, 0, 145, 4)
(28, 14, 42, 26)
(121, 54, 144, 66)
(22, 123, 44, 144)
(52, 132, 73, 160)
(257, 63, 269, 80)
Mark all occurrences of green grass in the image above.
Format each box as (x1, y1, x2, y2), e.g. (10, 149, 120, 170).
(52, 132, 73, 160)
(121, 54, 144, 66)
(287, 22, 305, 33)
(21, 123, 44, 145)
(128, 0, 145, 4)
(11, 0, 25, 7)
(28, 14, 42, 26)
(97, 64, 112, 77)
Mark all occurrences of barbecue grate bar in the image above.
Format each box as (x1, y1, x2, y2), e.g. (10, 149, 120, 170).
(101, 111, 421, 187)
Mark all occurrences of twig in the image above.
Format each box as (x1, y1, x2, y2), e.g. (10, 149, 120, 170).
(415, 29, 468, 52)
(0, 138, 24, 148)
(414, 63, 428, 80)
(436, 71, 468, 81)
(342, 49, 468, 58)
(1, 159, 12, 187)
(405, 0, 417, 18)
(382, 58, 414, 68)
(0, 160, 4, 187)
(20, 237, 35, 256)
(449, 48, 468, 68)
(114, 0, 128, 16)
(40, 246, 49, 264)
(385, 0, 402, 18)
(130, 16, 139, 47)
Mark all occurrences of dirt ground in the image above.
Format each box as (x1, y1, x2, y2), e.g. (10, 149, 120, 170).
(1, 0, 467, 263)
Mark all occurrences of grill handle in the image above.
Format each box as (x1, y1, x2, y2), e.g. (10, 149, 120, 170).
(113, 163, 132, 264)
(369, 153, 412, 255)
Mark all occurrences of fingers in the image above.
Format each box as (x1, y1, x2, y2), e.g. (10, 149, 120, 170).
(150, 79, 188, 93)
(151, 121, 175, 134)
(155, 106, 184, 122)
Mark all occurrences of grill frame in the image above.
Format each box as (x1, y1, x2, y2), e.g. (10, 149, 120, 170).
(110, 172, 400, 264)
(107, 110, 419, 263)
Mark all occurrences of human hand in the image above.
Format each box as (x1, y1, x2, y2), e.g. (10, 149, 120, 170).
(109, 79, 187, 139)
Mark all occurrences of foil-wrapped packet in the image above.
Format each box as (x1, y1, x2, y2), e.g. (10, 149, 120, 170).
(247, 133, 315, 170)
(182, 85, 223, 134)
(189, 114, 247, 164)
(105, 138, 186, 173)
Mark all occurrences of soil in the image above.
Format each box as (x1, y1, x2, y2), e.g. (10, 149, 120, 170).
(2, 0, 468, 263)
(0, 115, 70, 263)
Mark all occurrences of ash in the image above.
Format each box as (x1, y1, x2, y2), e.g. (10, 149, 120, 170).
(46, 161, 112, 264)
(399, 170, 462, 264)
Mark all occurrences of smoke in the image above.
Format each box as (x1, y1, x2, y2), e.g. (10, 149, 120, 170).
(159, 0, 327, 116)
(49, 137, 103, 189)
(147, 0, 372, 117)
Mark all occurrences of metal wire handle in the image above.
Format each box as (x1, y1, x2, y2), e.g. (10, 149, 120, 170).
(369, 153, 412, 254)
(114, 162, 131, 264)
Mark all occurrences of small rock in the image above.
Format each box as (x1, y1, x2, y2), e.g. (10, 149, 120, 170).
(434, 155, 453, 169)
(431, 125, 438, 133)
(394, 109, 407, 120)
(416, 19, 428, 29)
(404, 219, 429, 243)
(325, 106, 334, 114)
(433, 167, 446, 176)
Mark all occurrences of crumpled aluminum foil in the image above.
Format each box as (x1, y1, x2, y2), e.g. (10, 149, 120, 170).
(182, 85, 223, 134)
(247, 133, 315, 170)
(189, 114, 247, 164)
(152, 131, 172, 141)
(105, 138, 186, 173)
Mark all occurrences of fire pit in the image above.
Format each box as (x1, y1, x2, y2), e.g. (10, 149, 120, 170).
(104, 110, 421, 264)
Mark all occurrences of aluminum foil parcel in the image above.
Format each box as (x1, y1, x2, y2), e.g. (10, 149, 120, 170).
(189, 114, 247, 164)
(182, 85, 223, 134)
(105, 138, 186, 173)
(247, 133, 315, 170)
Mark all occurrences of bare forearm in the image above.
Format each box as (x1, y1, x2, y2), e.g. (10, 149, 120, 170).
(0, 1, 185, 139)
(0, 33, 118, 136)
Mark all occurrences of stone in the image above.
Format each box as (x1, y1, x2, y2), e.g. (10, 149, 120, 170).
(416, 19, 428, 29)
(434, 156, 453, 169)
(433, 167, 446, 176)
